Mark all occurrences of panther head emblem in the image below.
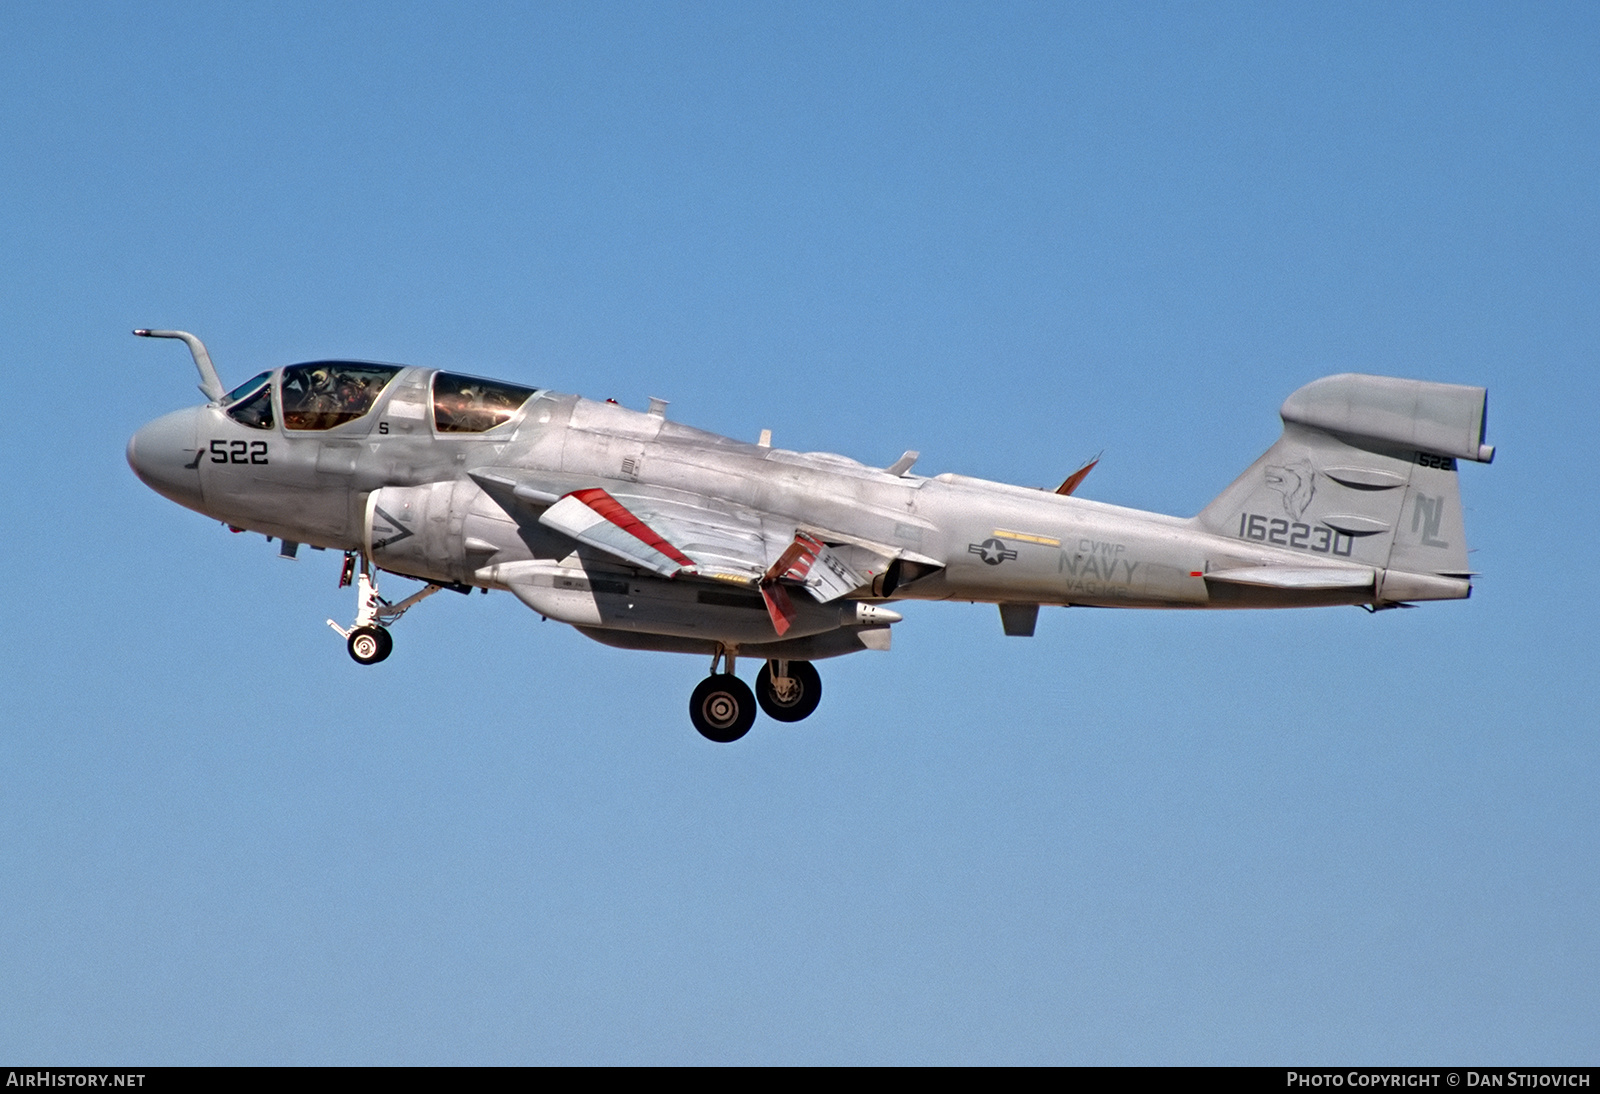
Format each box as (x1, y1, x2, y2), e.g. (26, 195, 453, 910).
(1264, 459, 1316, 519)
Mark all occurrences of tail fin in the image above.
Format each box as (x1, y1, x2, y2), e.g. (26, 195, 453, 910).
(1197, 374, 1492, 602)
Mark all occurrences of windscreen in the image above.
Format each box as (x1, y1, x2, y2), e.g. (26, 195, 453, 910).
(225, 382, 274, 430)
(220, 372, 272, 406)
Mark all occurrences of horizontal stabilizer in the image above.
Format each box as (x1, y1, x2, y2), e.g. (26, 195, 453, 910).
(540, 489, 697, 578)
(1204, 566, 1374, 590)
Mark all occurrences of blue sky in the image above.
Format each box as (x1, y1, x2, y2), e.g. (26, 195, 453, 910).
(2, 1, 1596, 1063)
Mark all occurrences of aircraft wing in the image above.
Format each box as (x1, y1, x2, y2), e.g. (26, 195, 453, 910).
(564, 485, 775, 582)
(538, 489, 701, 578)
(470, 468, 871, 597)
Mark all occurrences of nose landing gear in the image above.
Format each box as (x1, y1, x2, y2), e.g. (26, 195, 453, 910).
(327, 552, 443, 665)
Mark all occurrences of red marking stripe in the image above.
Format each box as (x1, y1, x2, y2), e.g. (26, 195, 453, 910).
(569, 488, 695, 569)
(1189, 571, 1204, 577)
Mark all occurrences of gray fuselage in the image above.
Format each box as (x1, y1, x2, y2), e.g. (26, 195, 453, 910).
(130, 360, 1479, 654)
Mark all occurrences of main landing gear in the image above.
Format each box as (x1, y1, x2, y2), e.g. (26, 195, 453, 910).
(690, 675, 757, 743)
(689, 647, 823, 743)
(755, 659, 822, 722)
(327, 552, 444, 665)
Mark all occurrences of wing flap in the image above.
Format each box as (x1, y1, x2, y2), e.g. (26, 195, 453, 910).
(762, 531, 868, 603)
(804, 542, 868, 601)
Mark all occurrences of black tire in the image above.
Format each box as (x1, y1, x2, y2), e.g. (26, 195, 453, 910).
(755, 660, 823, 722)
(347, 625, 392, 665)
(689, 674, 757, 743)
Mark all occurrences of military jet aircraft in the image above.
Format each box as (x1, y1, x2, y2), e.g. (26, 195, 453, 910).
(127, 329, 1493, 742)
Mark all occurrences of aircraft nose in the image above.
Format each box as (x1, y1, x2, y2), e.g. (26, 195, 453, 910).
(127, 407, 204, 511)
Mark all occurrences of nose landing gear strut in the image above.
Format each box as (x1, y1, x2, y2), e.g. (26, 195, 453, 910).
(326, 552, 444, 664)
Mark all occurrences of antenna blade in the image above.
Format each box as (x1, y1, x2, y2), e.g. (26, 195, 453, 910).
(1055, 453, 1101, 497)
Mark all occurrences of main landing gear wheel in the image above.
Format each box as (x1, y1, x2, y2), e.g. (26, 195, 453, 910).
(690, 674, 757, 743)
(756, 660, 822, 723)
(347, 625, 392, 665)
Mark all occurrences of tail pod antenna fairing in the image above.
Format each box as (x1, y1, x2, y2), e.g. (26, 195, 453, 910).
(134, 329, 224, 402)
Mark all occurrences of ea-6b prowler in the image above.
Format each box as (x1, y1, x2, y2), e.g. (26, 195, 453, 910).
(127, 330, 1493, 742)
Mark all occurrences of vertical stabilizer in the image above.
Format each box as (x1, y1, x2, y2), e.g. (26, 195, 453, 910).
(1197, 374, 1490, 593)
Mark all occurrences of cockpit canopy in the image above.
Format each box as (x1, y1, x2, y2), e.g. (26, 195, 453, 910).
(219, 362, 541, 433)
(281, 362, 402, 430)
(432, 372, 539, 433)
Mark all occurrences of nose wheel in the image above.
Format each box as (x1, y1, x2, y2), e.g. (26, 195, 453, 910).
(346, 625, 393, 665)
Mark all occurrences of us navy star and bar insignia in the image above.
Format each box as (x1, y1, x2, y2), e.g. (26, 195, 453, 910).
(969, 528, 1061, 565)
